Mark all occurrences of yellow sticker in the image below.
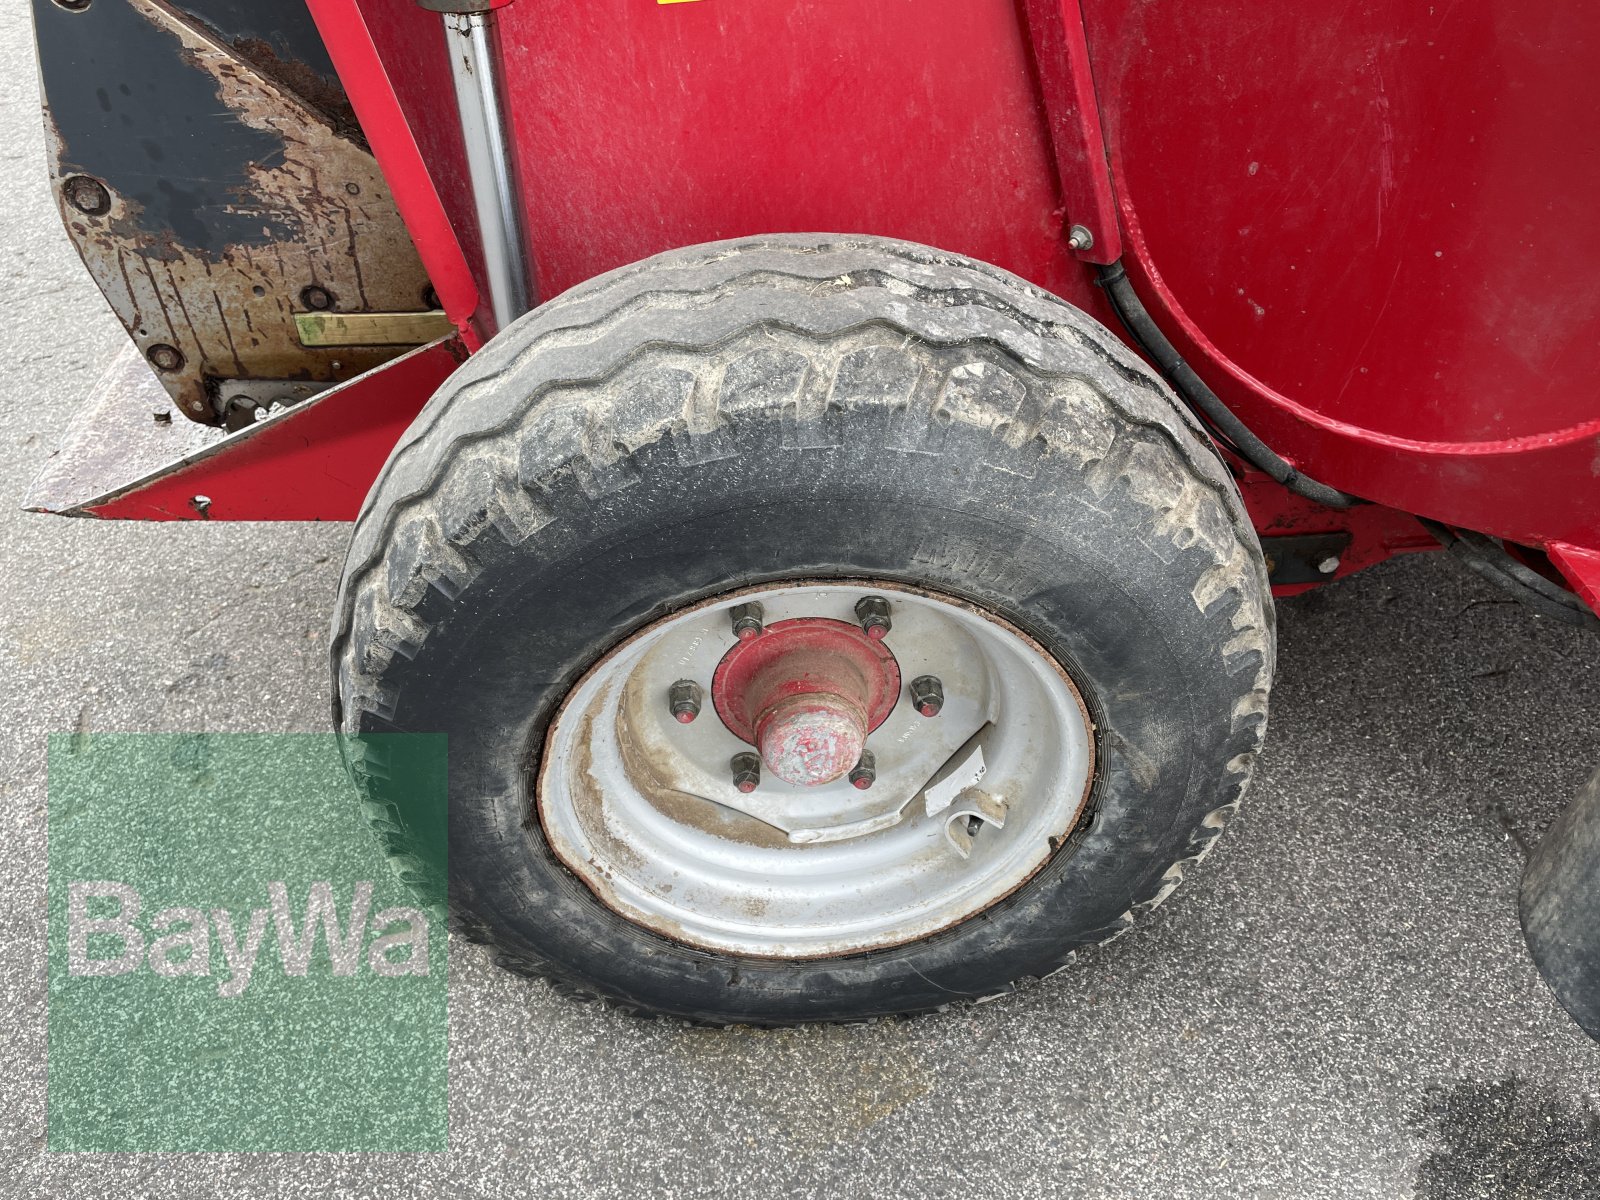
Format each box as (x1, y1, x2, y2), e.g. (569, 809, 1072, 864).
(658, 0, 705, 5)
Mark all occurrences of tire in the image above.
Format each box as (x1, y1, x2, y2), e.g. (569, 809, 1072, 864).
(331, 234, 1274, 1025)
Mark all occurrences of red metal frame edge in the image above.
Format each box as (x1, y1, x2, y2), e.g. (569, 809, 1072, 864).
(1018, 0, 1121, 264)
(79, 339, 464, 521)
(1547, 543, 1600, 615)
(305, 0, 485, 349)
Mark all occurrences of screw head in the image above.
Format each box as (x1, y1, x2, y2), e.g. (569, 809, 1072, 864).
(1067, 224, 1095, 252)
(731, 752, 761, 794)
(669, 679, 703, 724)
(62, 175, 110, 216)
(146, 343, 185, 373)
(1317, 556, 1341, 575)
(854, 596, 892, 640)
(729, 601, 764, 641)
(909, 675, 945, 718)
(299, 284, 335, 312)
(848, 750, 877, 791)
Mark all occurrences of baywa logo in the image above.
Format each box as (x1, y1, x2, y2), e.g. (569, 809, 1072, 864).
(67, 880, 431, 997)
(48, 733, 448, 1151)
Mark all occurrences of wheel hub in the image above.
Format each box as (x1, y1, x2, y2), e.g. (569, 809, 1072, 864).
(711, 618, 900, 786)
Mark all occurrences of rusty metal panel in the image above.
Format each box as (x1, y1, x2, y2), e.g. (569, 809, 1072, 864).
(33, 0, 435, 425)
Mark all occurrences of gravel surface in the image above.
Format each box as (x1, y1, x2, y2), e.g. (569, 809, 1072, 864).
(1, 1, 1596, 1194)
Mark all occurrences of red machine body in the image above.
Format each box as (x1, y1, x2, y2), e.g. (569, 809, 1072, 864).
(30, 0, 1600, 607)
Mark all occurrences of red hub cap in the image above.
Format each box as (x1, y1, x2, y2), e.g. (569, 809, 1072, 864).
(711, 618, 901, 786)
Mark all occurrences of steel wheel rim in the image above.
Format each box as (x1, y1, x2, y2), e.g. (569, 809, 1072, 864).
(535, 580, 1096, 958)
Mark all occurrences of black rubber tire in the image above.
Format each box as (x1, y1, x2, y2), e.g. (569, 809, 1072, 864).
(331, 235, 1274, 1025)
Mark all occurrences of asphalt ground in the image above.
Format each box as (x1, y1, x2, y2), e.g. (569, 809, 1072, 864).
(2, 1, 1598, 1194)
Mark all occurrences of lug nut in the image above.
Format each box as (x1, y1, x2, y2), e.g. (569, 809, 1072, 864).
(855, 596, 892, 640)
(669, 679, 703, 724)
(910, 675, 945, 717)
(731, 752, 761, 794)
(848, 750, 877, 790)
(729, 601, 764, 641)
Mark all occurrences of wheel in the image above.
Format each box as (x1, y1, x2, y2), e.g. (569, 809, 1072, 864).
(331, 234, 1274, 1025)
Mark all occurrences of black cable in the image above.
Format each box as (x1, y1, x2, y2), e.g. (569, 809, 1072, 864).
(1095, 260, 1363, 509)
(1094, 280, 1252, 463)
(1417, 518, 1600, 629)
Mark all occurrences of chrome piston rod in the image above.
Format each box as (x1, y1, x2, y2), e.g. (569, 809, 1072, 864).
(442, 8, 533, 333)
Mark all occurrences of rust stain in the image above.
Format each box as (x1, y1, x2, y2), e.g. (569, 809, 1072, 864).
(43, 0, 431, 424)
(614, 700, 791, 850)
(669, 1023, 933, 1150)
(227, 35, 364, 144)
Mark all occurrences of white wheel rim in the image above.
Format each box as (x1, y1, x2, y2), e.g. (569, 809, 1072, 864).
(535, 580, 1096, 957)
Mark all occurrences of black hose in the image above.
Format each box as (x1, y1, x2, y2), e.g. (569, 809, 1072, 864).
(1095, 260, 1363, 509)
(1418, 518, 1600, 629)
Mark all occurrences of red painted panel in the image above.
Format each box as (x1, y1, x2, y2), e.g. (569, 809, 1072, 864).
(487, 0, 1101, 317)
(1079, 0, 1600, 548)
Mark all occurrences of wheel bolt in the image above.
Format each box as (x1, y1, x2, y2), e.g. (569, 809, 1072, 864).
(854, 596, 892, 640)
(62, 174, 110, 216)
(668, 679, 702, 724)
(910, 675, 944, 717)
(731, 752, 761, 793)
(848, 750, 877, 790)
(146, 343, 185, 373)
(729, 601, 764, 641)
